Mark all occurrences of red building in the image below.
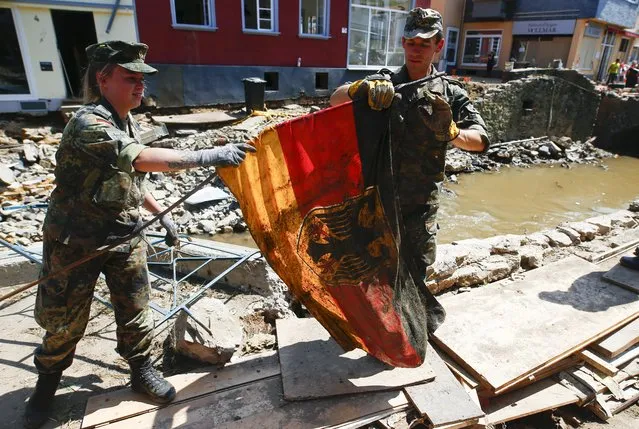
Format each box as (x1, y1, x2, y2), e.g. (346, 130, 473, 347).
(135, 0, 418, 106)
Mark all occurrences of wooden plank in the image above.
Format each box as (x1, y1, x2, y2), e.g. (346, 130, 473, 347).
(97, 376, 410, 429)
(432, 256, 639, 394)
(592, 318, 639, 358)
(276, 318, 435, 400)
(153, 111, 245, 126)
(610, 344, 639, 367)
(577, 350, 619, 376)
(404, 347, 484, 427)
(603, 264, 639, 294)
(81, 351, 280, 428)
(484, 378, 580, 425)
(587, 381, 639, 421)
(439, 349, 479, 389)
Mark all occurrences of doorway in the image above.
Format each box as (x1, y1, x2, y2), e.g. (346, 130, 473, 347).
(51, 9, 97, 99)
(596, 30, 616, 82)
(445, 27, 460, 70)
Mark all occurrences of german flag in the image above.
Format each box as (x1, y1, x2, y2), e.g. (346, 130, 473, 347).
(218, 101, 433, 367)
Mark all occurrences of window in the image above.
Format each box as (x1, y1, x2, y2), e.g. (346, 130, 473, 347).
(243, 0, 278, 32)
(315, 72, 328, 89)
(0, 8, 30, 95)
(171, 0, 216, 28)
(347, 0, 411, 69)
(619, 38, 630, 53)
(462, 30, 502, 66)
(300, 0, 329, 36)
(445, 27, 459, 66)
(264, 72, 279, 90)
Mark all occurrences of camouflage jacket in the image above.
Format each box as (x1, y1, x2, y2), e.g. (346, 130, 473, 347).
(387, 65, 489, 208)
(44, 98, 148, 248)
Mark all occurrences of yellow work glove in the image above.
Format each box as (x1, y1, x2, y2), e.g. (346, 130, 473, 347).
(418, 91, 460, 142)
(348, 74, 395, 111)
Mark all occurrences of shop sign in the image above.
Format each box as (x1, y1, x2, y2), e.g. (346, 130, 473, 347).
(513, 20, 576, 36)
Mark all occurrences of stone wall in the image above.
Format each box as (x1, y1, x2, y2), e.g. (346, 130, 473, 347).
(471, 73, 601, 142)
(593, 92, 639, 154)
(426, 205, 639, 295)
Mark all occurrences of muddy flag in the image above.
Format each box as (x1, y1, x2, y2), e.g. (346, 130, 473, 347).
(218, 101, 437, 367)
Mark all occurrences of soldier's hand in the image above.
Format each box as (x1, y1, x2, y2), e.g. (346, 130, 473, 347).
(348, 74, 395, 111)
(160, 214, 179, 247)
(196, 142, 256, 167)
(419, 92, 460, 142)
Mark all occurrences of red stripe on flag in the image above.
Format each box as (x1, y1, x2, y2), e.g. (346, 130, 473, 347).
(276, 104, 364, 216)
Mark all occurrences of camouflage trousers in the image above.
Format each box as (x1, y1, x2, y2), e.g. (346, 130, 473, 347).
(402, 203, 439, 280)
(34, 230, 154, 374)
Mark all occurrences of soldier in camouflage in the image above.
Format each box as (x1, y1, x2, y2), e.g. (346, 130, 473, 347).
(25, 41, 255, 429)
(330, 8, 490, 330)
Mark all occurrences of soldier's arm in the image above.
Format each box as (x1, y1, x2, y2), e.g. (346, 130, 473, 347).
(448, 83, 490, 152)
(330, 84, 351, 106)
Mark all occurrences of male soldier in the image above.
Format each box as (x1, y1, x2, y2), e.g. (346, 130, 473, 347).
(330, 8, 489, 326)
(24, 41, 254, 428)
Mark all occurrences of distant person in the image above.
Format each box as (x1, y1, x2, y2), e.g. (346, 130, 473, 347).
(607, 59, 621, 85)
(625, 61, 638, 88)
(486, 51, 496, 77)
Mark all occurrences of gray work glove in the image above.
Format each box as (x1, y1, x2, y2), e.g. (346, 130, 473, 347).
(196, 142, 256, 167)
(159, 214, 179, 247)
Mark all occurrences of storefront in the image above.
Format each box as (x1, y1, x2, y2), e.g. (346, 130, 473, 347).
(510, 19, 576, 69)
(458, 21, 513, 73)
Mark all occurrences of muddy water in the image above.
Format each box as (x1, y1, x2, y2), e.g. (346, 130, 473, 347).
(438, 156, 639, 243)
(209, 156, 639, 248)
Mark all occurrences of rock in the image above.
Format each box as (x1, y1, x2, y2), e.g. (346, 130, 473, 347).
(172, 298, 243, 364)
(198, 219, 216, 233)
(523, 232, 551, 247)
(175, 129, 198, 137)
(538, 145, 552, 157)
(543, 230, 573, 247)
(185, 187, 230, 206)
(217, 212, 240, 228)
(283, 104, 302, 110)
(629, 200, 639, 212)
(520, 245, 544, 269)
(565, 221, 599, 241)
(234, 115, 267, 132)
(309, 105, 321, 113)
(243, 333, 276, 353)
(556, 226, 581, 244)
(452, 264, 486, 287)
(22, 143, 39, 163)
(449, 239, 492, 265)
(486, 234, 523, 254)
(151, 189, 166, 201)
(608, 211, 637, 228)
(585, 215, 612, 235)
(0, 164, 16, 185)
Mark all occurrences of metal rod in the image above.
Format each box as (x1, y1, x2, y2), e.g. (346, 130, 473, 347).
(0, 172, 217, 303)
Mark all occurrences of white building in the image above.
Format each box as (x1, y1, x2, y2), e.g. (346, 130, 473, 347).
(0, 0, 138, 113)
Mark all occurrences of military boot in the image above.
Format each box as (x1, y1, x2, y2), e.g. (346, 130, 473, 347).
(129, 358, 176, 404)
(24, 372, 62, 429)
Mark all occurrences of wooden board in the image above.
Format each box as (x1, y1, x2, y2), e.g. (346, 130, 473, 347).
(577, 350, 618, 376)
(96, 376, 409, 429)
(81, 351, 280, 428)
(153, 111, 245, 126)
(484, 379, 580, 425)
(276, 318, 435, 400)
(404, 347, 484, 427)
(609, 344, 639, 368)
(592, 318, 639, 358)
(432, 256, 639, 394)
(603, 264, 639, 294)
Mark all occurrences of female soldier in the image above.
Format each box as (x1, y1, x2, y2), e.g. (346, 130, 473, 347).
(24, 40, 255, 428)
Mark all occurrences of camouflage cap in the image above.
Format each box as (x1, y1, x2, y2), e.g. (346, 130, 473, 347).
(85, 40, 157, 74)
(404, 8, 443, 39)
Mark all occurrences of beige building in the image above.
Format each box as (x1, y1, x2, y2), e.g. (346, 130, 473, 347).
(0, 0, 138, 113)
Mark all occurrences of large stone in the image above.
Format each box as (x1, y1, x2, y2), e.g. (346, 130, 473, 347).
(523, 232, 551, 248)
(566, 221, 599, 241)
(172, 297, 243, 364)
(486, 234, 523, 254)
(543, 230, 574, 247)
(629, 200, 639, 213)
(449, 239, 492, 265)
(556, 226, 581, 244)
(608, 211, 637, 228)
(0, 164, 16, 185)
(519, 245, 544, 270)
(585, 215, 612, 235)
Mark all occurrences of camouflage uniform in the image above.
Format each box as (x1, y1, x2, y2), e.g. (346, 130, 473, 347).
(35, 98, 153, 374)
(388, 65, 490, 277)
